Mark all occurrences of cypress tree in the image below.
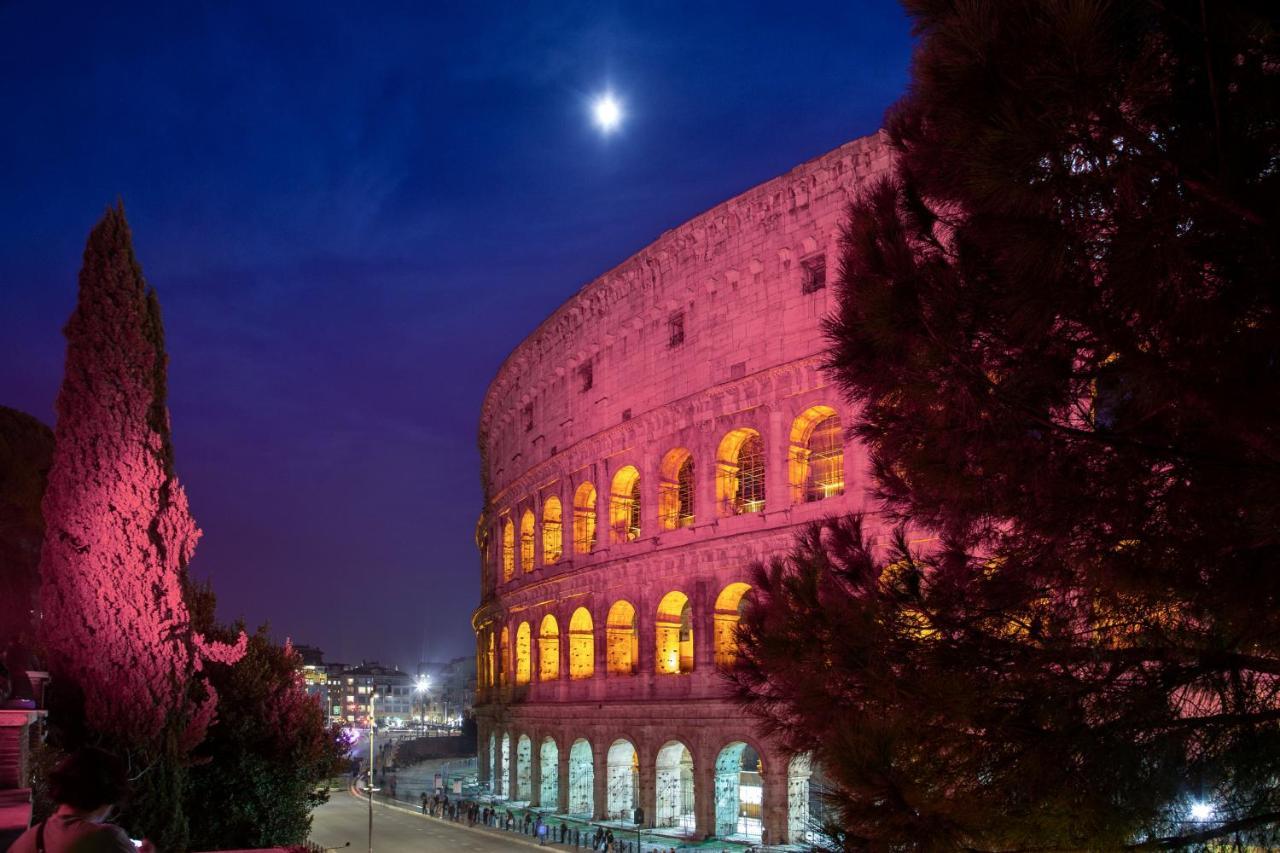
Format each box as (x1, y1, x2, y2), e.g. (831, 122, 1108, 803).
(735, 1, 1279, 848)
(38, 203, 244, 848)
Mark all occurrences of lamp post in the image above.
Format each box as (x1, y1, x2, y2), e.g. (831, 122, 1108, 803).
(414, 676, 430, 735)
(367, 692, 374, 853)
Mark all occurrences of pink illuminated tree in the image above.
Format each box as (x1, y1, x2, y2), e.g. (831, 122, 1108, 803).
(38, 203, 244, 846)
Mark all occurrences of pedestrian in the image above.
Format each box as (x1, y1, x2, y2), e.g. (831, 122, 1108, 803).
(420, 792, 428, 814)
(605, 828, 615, 852)
(559, 821, 568, 843)
(7, 747, 153, 853)
(537, 817, 548, 846)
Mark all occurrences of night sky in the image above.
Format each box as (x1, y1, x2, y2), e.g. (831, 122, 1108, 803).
(0, 3, 912, 669)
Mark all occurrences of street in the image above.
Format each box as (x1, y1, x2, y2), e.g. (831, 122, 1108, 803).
(310, 788, 535, 853)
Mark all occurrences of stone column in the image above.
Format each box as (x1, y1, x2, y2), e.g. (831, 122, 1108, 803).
(596, 461, 611, 549)
(593, 599, 607, 681)
(636, 590, 653, 677)
(762, 756, 789, 845)
(592, 743, 609, 821)
(693, 743, 716, 839)
(508, 730, 519, 800)
(698, 429, 719, 523)
(557, 743, 571, 813)
(530, 735, 543, 807)
(766, 407, 788, 512)
(637, 742, 656, 828)
(642, 447, 660, 535)
(477, 721, 491, 786)
(693, 579, 714, 673)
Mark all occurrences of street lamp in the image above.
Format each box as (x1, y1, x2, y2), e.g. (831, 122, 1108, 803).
(414, 677, 430, 733)
(367, 692, 375, 853)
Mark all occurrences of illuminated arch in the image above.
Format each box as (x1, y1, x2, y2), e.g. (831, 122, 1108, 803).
(516, 733, 533, 800)
(658, 448, 695, 530)
(520, 509, 536, 573)
(610, 465, 642, 543)
(715, 741, 764, 839)
(716, 428, 765, 515)
(498, 626, 510, 687)
(655, 740, 695, 831)
(501, 518, 515, 582)
(606, 739, 639, 819)
(568, 607, 595, 679)
(655, 591, 693, 674)
(605, 600, 638, 676)
(497, 732, 510, 796)
(568, 738, 594, 816)
(539, 737, 559, 808)
(542, 496, 563, 564)
(538, 614, 560, 681)
(573, 482, 597, 554)
(515, 621, 531, 686)
(713, 582, 752, 670)
(486, 630, 496, 688)
(790, 406, 843, 503)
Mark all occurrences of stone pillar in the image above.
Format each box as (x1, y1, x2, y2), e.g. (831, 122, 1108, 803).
(642, 448, 660, 535)
(593, 600, 606, 681)
(698, 430, 719, 523)
(693, 744, 716, 840)
(592, 743, 609, 821)
(508, 730, 519, 800)
(637, 742, 656, 828)
(557, 744, 571, 813)
(477, 722, 491, 786)
(530, 735, 543, 807)
(693, 579, 714, 673)
(596, 462, 611, 548)
(636, 590, 653, 676)
(766, 407, 788, 513)
(762, 757, 789, 846)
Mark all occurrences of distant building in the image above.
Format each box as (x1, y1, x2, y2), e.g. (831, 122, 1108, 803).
(422, 656, 476, 724)
(339, 662, 413, 726)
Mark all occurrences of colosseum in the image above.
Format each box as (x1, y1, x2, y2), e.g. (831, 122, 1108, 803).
(473, 130, 893, 845)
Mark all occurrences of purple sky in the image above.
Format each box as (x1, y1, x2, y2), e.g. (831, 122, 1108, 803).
(0, 2, 912, 668)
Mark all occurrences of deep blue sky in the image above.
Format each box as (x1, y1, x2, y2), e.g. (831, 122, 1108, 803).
(0, 2, 912, 668)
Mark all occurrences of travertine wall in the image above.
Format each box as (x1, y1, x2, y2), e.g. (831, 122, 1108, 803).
(474, 131, 894, 844)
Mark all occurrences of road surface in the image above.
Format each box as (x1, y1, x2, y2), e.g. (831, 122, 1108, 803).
(310, 788, 537, 853)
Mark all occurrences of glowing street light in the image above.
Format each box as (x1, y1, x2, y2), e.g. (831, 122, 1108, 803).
(1189, 800, 1215, 822)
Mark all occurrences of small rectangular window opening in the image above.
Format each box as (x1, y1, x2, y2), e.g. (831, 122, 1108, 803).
(668, 312, 685, 348)
(523, 403, 534, 433)
(579, 361, 594, 393)
(801, 255, 826, 294)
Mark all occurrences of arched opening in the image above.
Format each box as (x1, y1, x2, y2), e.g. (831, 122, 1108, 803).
(498, 627, 509, 687)
(515, 621, 531, 686)
(488, 732, 497, 792)
(713, 583, 751, 670)
(606, 739, 639, 820)
(486, 631, 496, 687)
(568, 738, 594, 817)
(497, 732, 510, 797)
(502, 518, 515, 582)
(573, 482, 597, 554)
(658, 448, 695, 530)
(655, 740, 695, 833)
(568, 607, 595, 679)
(716, 428, 766, 515)
(790, 406, 844, 503)
(539, 737, 559, 808)
(538, 614, 560, 681)
(516, 734, 532, 801)
(655, 591, 693, 675)
(714, 742, 763, 839)
(520, 509, 536, 572)
(605, 600, 638, 675)
(610, 465, 642, 543)
(542, 496, 563, 564)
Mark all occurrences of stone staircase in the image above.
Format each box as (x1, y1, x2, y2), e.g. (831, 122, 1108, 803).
(0, 708, 42, 849)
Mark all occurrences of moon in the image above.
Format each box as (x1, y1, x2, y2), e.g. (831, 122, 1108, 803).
(592, 93, 622, 133)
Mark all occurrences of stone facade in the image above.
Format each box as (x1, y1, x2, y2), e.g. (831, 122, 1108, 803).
(473, 131, 894, 844)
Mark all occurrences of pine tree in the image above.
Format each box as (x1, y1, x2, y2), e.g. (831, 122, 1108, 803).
(735, 1, 1279, 849)
(38, 204, 244, 848)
